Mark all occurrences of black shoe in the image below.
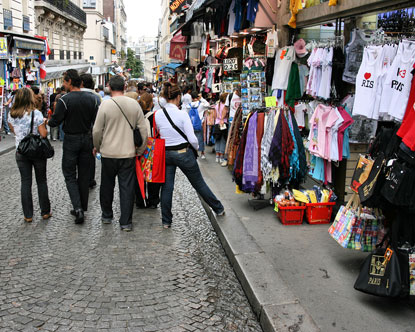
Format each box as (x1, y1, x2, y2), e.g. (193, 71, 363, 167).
(70, 209, 76, 216)
(101, 216, 112, 224)
(74, 209, 84, 224)
(89, 180, 97, 189)
(121, 224, 132, 232)
(148, 204, 158, 209)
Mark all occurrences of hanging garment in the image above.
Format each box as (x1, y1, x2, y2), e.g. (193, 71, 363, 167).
(397, 68, 415, 151)
(254, 112, 265, 192)
(352, 45, 383, 119)
(331, 46, 346, 100)
(294, 103, 306, 128)
(379, 40, 415, 122)
(285, 62, 302, 108)
(298, 64, 309, 97)
(291, 114, 307, 182)
(286, 112, 300, 181)
(242, 112, 259, 192)
(266, 56, 276, 86)
(343, 29, 375, 84)
(271, 46, 296, 91)
(266, 30, 279, 58)
(328, 108, 344, 162)
(317, 47, 334, 100)
(247, 0, 259, 22)
(234, 0, 243, 32)
(227, 0, 236, 35)
(269, 110, 283, 168)
(261, 110, 276, 181)
(288, 0, 303, 28)
(337, 106, 354, 161)
(233, 112, 252, 188)
(226, 106, 243, 165)
(308, 104, 336, 158)
(280, 111, 295, 179)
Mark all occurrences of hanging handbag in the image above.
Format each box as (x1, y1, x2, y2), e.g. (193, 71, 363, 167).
(361, 215, 379, 252)
(17, 111, 54, 159)
(358, 152, 386, 206)
(354, 247, 403, 297)
(112, 99, 143, 147)
(351, 155, 374, 193)
(347, 212, 364, 251)
(162, 107, 198, 159)
(380, 160, 407, 205)
(328, 193, 360, 248)
(139, 114, 165, 183)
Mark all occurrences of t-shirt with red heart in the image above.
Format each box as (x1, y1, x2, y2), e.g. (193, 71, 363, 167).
(397, 68, 415, 150)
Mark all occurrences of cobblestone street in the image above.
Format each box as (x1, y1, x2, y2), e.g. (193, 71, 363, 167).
(0, 143, 262, 332)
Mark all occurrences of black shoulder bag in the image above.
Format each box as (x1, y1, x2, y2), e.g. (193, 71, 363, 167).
(17, 111, 54, 159)
(162, 107, 198, 159)
(112, 99, 143, 147)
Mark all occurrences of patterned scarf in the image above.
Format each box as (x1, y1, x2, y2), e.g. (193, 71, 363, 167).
(261, 110, 276, 181)
(242, 112, 258, 192)
(233, 113, 252, 188)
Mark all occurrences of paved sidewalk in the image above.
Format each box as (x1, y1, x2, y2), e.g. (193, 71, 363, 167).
(0, 133, 15, 156)
(198, 151, 415, 332)
(0, 144, 261, 332)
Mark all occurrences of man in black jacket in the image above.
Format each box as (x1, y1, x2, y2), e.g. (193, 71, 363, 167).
(48, 70, 99, 224)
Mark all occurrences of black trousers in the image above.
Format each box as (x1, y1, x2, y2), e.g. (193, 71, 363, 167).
(90, 153, 96, 185)
(16, 152, 50, 218)
(62, 134, 92, 211)
(100, 157, 135, 226)
(135, 178, 162, 207)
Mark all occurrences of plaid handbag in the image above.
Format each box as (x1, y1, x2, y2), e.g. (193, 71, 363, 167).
(347, 213, 364, 250)
(328, 194, 360, 248)
(361, 217, 379, 252)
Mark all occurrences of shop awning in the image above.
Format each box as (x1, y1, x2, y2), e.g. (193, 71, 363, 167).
(13, 36, 45, 51)
(170, 30, 187, 62)
(163, 63, 183, 75)
(43, 63, 91, 80)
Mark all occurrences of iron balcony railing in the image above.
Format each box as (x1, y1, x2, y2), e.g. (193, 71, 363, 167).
(36, 0, 86, 24)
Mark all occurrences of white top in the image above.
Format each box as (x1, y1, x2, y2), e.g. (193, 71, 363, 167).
(329, 107, 344, 162)
(155, 103, 199, 150)
(181, 93, 192, 112)
(8, 110, 44, 148)
(294, 103, 306, 128)
(153, 96, 167, 111)
(266, 30, 279, 58)
(189, 98, 210, 121)
(271, 46, 295, 90)
(225, 93, 241, 119)
(317, 47, 333, 100)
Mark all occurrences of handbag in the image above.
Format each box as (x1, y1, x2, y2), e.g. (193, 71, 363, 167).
(17, 111, 54, 159)
(162, 107, 198, 159)
(358, 152, 386, 206)
(354, 247, 403, 297)
(139, 114, 165, 183)
(381, 160, 407, 205)
(112, 99, 143, 147)
(347, 213, 364, 251)
(351, 155, 374, 193)
(328, 193, 360, 248)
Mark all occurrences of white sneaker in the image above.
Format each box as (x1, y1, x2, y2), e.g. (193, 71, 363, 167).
(221, 160, 228, 167)
(201, 154, 206, 160)
(215, 156, 219, 163)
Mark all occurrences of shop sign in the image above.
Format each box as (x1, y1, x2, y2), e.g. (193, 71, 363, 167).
(0, 38, 8, 59)
(169, 0, 187, 13)
(111, 48, 116, 54)
(223, 58, 238, 71)
(14, 38, 44, 51)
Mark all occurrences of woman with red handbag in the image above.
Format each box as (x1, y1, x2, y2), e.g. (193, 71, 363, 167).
(155, 82, 225, 228)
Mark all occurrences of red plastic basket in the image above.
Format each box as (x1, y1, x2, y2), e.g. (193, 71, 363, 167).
(305, 202, 335, 224)
(277, 204, 306, 225)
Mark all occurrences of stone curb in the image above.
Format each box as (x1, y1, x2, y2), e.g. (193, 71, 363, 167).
(0, 145, 14, 156)
(198, 163, 320, 332)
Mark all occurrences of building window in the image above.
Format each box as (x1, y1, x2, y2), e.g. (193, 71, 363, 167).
(3, 9, 13, 30)
(60, 50, 65, 60)
(79, 51, 82, 59)
(73, 51, 77, 60)
(67, 50, 71, 60)
(49, 49, 54, 60)
(23, 15, 30, 32)
(89, 55, 94, 60)
(83, 0, 96, 9)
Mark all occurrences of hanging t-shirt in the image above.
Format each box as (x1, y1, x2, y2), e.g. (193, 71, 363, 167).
(271, 46, 295, 90)
(379, 41, 415, 122)
(352, 45, 383, 119)
(397, 65, 415, 150)
(266, 30, 279, 58)
(337, 106, 354, 161)
(225, 93, 242, 120)
(294, 103, 306, 128)
(317, 47, 333, 100)
(298, 64, 309, 97)
(328, 107, 344, 162)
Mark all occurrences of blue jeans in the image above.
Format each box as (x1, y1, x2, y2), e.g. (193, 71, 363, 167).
(59, 124, 65, 141)
(194, 130, 205, 152)
(161, 149, 224, 225)
(215, 136, 226, 154)
(3, 108, 10, 133)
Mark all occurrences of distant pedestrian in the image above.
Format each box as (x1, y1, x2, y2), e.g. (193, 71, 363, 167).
(49, 87, 61, 107)
(181, 85, 192, 112)
(136, 92, 161, 209)
(48, 69, 99, 224)
(189, 91, 209, 159)
(3, 90, 16, 135)
(214, 93, 229, 164)
(155, 82, 224, 229)
(81, 73, 102, 189)
(7, 88, 51, 222)
(102, 86, 111, 100)
(92, 75, 148, 232)
(98, 85, 105, 98)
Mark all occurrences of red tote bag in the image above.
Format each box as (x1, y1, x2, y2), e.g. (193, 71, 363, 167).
(139, 114, 165, 183)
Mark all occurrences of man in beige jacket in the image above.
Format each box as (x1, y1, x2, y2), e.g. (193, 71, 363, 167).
(93, 75, 148, 231)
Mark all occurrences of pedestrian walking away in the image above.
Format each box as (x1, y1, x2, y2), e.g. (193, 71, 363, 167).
(7, 88, 51, 222)
(93, 75, 148, 232)
(155, 82, 225, 229)
(189, 91, 210, 160)
(48, 69, 99, 224)
(80, 73, 102, 189)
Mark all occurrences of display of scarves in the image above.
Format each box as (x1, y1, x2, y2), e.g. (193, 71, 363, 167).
(261, 110, 276, 181)
(242, 112, 258, 192)
(225, 106, 243, 166)
(280, 111, 295, 180)
(290, 112, 307, 182)
(286, 111, 300, 181)
(254, 112, 265, 193)
(233, 113, 252, 188)
(269, 111, 283, 168)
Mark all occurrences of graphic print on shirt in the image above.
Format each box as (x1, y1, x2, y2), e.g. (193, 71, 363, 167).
(362, 72, 374, 88)
(391, 67, 407, 91)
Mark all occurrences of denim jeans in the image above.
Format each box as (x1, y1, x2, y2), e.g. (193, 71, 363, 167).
(59, 124, 65, 141)
(161, 149, 224, 225)
(3, 108, 10, 133)
(16, 152, 50, 218)
(100, 157, 135, 226)
(194, 130, 205, 152)
(62, 134, 92, 211)
(215, 136, 226, 154)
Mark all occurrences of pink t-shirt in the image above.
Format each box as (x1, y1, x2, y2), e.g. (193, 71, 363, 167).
(337, 107, 354, 161)
(215, 102, 228, 125)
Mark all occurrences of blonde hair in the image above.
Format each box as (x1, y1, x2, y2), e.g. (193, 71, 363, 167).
(10, 88, 36, 119)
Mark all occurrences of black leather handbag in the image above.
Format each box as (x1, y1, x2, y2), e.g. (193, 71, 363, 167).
(17, 111, 54, 159)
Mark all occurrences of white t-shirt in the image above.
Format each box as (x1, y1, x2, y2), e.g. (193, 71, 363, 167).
(329, 108, 344, 162)
(317, 47, 333, 100)
(189, 98, 210, 121)
(8, 110, 44, 148)
(294, 103, 306, 128)
(225, 93, 241, 119)
(153, 96, 167, 111)
(181, 93, 192, 112)
(271, 46, 295, 91)
(266, 30, 279, 58)
(379, 41, 415, 122)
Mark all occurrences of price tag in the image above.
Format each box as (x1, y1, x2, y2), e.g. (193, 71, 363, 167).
(265, 96, 277, 108)
(223, 58, 238, 71)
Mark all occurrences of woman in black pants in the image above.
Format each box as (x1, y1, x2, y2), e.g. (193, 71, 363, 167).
(8, 88, 51, 222)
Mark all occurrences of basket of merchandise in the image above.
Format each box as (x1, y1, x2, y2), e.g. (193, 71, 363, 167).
(274, 190, 306, 225)
(291, 186, 337, 225)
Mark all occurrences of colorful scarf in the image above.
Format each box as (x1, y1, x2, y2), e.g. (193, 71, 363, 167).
(242, 112, 258, 192)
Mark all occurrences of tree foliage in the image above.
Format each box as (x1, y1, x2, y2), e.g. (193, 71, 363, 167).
(125, 48, 143, 78)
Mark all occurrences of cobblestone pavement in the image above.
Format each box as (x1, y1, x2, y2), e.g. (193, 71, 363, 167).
(0, 143, 262, 332)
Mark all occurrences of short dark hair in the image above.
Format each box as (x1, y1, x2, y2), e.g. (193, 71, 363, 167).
(56, 87, 61, 93)
(98, 85, 104, 91)
(80, 73, 95, 89)
(162, 82, 181, 100)
(63, 69, 81, 88)
(186, 85, 193, 93)
(137, 83, 144, 91)
(109, 75, 125, 92)
(191, 91, 199, 100)
(30, 86, 40, 95)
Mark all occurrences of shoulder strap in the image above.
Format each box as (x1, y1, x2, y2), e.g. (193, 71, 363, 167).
(112, 99, 133, 130)
(162, 107, 189, 143)
(30, 110, 34, 134)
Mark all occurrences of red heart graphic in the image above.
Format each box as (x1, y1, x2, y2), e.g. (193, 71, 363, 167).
(364, 73, 371, 80)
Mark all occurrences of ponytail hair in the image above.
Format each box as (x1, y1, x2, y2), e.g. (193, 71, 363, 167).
(161, 82, 181, 101)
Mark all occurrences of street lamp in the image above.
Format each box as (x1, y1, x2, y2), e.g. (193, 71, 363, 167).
(96, 19, 106, 25)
